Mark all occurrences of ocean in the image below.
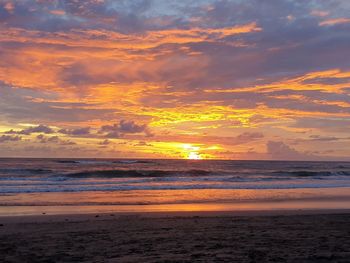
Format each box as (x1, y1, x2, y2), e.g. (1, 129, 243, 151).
(1, 158, 350, 215)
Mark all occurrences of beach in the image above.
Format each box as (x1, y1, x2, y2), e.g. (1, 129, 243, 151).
(1, 211, 350, 262)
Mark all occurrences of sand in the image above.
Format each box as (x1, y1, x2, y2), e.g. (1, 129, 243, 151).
(1, 211, 350, 262)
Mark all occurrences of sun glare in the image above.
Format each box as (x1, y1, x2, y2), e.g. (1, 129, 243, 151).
(188, 151, 202, 160)
(182, 144, 202, 159)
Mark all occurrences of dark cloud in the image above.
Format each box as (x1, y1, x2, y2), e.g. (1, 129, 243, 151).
(99, 139, 111, 145)
(236, 132, 264, 141)
(36, 134, 76, 145)
(23, 124, 54, 134)
(100, 120, 152, 138)
(59, 127, 91, 136)
(36, 134, 59, 143)
(119, 120, 148, 133)
(266, 141, 307, 160)
(6, 124, 54, 135)
(0, 135, 22, 143)
(309, 135, 340, 142)
(47, 136, 60, 143)
(133, 141, 153, 146)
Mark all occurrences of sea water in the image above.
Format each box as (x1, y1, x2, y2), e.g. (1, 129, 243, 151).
(0, 158, 350, 215)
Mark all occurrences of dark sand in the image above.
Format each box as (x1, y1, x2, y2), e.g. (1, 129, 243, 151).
(1, 211, 350, 262)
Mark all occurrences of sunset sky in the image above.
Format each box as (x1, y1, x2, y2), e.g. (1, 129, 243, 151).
(0, 0, 349, 160)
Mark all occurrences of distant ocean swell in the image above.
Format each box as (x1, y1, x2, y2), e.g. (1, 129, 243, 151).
(1, 173, 350, 194)
(0, 159, 350, 194)
(1, 168, 350, 178)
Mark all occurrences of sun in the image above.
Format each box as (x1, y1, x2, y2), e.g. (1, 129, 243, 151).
(182, 144, 202, 160)
(188, 151, 202, 160)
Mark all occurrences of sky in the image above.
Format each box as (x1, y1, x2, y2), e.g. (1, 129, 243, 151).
(0, 0, 349, 160)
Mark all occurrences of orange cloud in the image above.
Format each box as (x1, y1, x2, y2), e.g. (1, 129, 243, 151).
(319, 18, 350, 26)
(49, 9, 66, 16)
(0, 22, 260, 50)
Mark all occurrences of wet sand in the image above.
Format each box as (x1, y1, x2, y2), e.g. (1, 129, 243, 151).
(1, 211, 350, 262)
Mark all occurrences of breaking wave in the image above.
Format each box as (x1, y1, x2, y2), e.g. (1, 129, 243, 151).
(1, 159, 350, 194)
(0, 168, 53, 175)
(274, 171, 350, 177)
(65, 169, 212, 178)
(56, 160, 155, 165)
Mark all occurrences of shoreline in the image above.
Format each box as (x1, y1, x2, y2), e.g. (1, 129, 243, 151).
(1, 200, 350, 217)
(1, 187, 350, 217)
(1, 208, 350, 224)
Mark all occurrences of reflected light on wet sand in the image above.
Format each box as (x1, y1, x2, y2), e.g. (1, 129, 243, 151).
(1, 188, 350, 216)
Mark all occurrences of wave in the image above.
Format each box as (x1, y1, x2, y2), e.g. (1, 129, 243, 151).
(1, 166, 350, 180)
(56, 160, 80, 164)
(113, 160, 155, 164)
(274, 171, 350, 177)
(56, 160, 155, 165)
(1, 181, 350, 194)
(64, 169, 350, 179)
(0, 168, 53, 175)
(65, 169, 211, 178)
